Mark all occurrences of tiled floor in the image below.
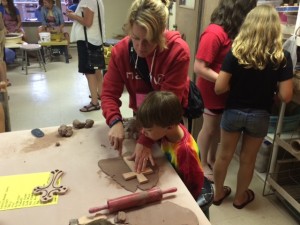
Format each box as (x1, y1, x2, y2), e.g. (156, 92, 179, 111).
(5, 47, 299, 224)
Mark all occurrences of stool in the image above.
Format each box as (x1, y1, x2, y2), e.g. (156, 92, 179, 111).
(197, 177, 214, 220)
(20, 44, 46, 75)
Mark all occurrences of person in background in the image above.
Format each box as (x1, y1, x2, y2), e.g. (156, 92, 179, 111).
(35, 0, 43, 22)
(65, 0, 73, 8)
(0, 8, 7, 86)
(1, 0, 27, 41)
(213, 4, 293, 209)
(38, 0, 72, 59)
(101, 0, 190, 173)
(136, 91, 204, 199)
(68, 0, 79, 12)
(65, 0, 105, 112)
(193, 0, 257, 183)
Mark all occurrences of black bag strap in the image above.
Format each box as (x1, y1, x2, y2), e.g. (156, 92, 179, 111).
(83, 0, 104, 48)
(128, 41, 153, 89)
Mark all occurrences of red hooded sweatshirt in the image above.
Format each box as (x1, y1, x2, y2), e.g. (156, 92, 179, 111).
(101, 30, 190, 147)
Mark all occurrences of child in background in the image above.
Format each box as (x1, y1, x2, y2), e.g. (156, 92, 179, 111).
(194, 0, 257, 183)
(136, 91, 204, 199)
(0, 10, 8, 86)
(213, 4, 293, 209)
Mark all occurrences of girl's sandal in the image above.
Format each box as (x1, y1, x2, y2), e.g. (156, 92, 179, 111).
(80, 102, 100, 112)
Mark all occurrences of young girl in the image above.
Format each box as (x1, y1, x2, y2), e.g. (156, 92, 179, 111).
(213, 4, 293, 209)
(194, 0, 257, 183)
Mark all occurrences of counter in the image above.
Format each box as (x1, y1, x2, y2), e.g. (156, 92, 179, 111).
(0, 122, 210, 225)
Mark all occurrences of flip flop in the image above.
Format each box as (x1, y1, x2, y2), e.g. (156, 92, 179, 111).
(213, 186, 231, 206)
(233, 189, 255, 209)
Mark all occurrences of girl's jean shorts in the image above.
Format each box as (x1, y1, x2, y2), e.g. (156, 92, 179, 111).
(221, 108, 270, 138)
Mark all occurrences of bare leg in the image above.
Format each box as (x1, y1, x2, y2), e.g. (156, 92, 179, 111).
(213, 129, 240, 201)
(95, 69, 103, 100)
(208, 133, 220, 168)
(0, 61, 6, 83)
(197, 113, 221, 181)
(233, 134, 263, 205)
(86, 73, 99, 105)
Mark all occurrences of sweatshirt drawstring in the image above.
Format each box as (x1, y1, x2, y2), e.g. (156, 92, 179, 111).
(149, 49, 156, 81)
(135, 49, 157, 82)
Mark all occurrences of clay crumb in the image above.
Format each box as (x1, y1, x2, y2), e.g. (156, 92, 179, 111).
(114, 211, 127, 224)
(55, 142, 60, 147)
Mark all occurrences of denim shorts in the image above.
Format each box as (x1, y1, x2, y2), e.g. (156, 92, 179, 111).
(221, 109, 270, 138)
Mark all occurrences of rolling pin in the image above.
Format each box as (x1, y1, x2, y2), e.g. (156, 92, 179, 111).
(89, 187, 177, 214)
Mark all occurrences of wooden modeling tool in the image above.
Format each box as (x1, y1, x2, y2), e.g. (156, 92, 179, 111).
(122, 157, 153, 184)
(89, 187, 177, 214)
(33, 169, 68, 203)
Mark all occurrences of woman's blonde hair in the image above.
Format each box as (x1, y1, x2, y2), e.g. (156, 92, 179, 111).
(125, 0, 170, 50)
(232, 4, 285, 70)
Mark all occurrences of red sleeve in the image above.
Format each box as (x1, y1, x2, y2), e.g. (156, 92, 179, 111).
(101, 42, 127, 125)
(137, 133, 155, 148)
(196, 31, 222, 64)
(177, 148, 204, 199)
(159, 39, 190, 108)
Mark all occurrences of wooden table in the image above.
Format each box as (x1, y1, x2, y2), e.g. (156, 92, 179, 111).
(0, 122, 211, 225)
(39, 40, 69, 63)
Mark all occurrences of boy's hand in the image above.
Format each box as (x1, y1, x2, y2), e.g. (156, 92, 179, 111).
(108, 122, 125, 155)
(129, 143, 155, 173)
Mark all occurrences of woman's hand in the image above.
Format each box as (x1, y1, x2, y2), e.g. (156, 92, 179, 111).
(129, 143, 155, 173)
(65, 10, 75, 20)
(108, 122, 125, 155)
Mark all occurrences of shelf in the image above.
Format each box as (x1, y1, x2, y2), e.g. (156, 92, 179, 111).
(268, 176, 300, 212)
(275, 135, 300, 160)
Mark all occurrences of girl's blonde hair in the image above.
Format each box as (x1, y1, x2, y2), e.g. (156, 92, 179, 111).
(232, 4, 285, 70)
(125, 0, 170, 51)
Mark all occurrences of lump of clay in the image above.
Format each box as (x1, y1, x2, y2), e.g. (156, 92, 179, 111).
(58, 125, 73, 137)
(73, 119, 86, 129)
(85, 119, 94, 128)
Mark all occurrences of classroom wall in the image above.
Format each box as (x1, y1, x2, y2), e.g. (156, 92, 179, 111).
(23, 0, 133, 43)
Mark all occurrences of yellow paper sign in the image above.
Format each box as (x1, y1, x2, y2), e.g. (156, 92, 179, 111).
(0, 172, 59, 210)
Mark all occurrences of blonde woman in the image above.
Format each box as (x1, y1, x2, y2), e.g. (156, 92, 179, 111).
(101, 0, 190, 172)
(213, 4, 293, 209)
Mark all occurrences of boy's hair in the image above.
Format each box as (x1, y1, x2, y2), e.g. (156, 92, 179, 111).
(232, 4, 285, 70)
(137, 91, 183, 128)
(211, 0, 257, 39)
(125, 0, 170, 51)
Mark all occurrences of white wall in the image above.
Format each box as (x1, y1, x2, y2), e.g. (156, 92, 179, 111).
(103, 0, 133, 39)
(23, 0, 133, 43)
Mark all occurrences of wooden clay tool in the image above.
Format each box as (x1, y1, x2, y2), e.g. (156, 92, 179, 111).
(122, 156, 153, 184)
(32, 169, 68, 203)
(89, 187, 177, 214)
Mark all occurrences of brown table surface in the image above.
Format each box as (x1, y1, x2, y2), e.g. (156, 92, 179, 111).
(0, 122, 211, 225)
